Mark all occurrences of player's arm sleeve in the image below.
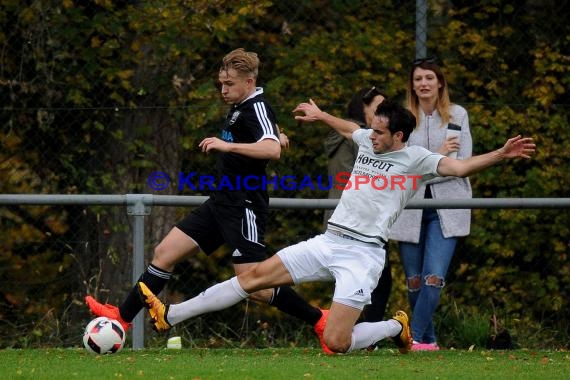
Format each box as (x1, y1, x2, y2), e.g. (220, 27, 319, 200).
(413, 148, 446, 180)
(351, 129, 372, 146)
(251, 101, 280, 143)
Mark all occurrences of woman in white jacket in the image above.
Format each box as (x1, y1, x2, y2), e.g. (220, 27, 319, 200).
(390, 57, 472, 351)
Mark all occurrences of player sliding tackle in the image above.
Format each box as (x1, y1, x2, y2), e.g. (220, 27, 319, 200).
(139, 99, 535, 354)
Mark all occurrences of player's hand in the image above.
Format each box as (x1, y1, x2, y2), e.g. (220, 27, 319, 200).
(293, 98, 322, 123)
(199, 137, 228, 153)
(279, 132, 290, 149)
(498, 135, 535, 159)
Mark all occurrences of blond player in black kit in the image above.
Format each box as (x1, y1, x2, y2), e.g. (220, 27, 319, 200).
(85, 48, 328, 350)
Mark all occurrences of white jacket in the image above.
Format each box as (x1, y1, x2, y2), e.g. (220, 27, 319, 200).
(389, 104, 472, 243)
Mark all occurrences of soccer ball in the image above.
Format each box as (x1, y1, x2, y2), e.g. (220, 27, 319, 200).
(83, 316, 126, 354)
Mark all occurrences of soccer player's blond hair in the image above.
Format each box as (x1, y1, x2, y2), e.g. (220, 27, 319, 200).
(221, 48, 259, 78)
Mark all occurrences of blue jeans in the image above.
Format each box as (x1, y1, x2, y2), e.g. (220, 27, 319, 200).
(399, 209, 457, 344)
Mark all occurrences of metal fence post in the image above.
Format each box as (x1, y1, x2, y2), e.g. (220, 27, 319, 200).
(126, 194, 153, 349)
(416, 0, 428, 59)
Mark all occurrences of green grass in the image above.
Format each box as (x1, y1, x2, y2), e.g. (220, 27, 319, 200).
(1, 347, 569, 379)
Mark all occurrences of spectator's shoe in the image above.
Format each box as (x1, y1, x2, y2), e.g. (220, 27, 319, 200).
(391, 310, 412, 354)
(411, 342, 440, 351)
(137, 282, 172, 332)
(313, 309, 334, 355)
(85, 295, 131, 332)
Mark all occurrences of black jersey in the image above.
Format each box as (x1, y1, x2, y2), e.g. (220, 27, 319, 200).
(211, 88, 279, 209)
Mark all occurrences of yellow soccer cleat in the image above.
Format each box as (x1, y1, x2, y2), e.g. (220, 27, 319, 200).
(137, 282, 172, 332)
(392, 310, 412, 354)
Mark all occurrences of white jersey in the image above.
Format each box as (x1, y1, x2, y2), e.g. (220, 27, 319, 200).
(328, 129, 444, 245)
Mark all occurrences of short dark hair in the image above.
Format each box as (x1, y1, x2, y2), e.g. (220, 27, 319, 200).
(374, 100, 416, 142)
(346, 86, 388, 123)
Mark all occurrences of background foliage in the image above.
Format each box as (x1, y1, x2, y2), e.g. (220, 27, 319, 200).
(1, 0, 568, 349)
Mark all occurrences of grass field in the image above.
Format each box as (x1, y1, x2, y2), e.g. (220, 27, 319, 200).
(1, 347, 569, 380)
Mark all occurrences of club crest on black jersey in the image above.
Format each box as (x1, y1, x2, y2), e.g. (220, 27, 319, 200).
(229, 110, 240, 125)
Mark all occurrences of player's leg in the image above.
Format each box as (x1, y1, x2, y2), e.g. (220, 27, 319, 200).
(323, 232, 410, 353)
(272, 234, 343, 353)
(322, 283, 410, 354)
(85, 227, 199, 330)
(140, 252, 295, 328)
(322, 302, 361, 352)
(347, 308, 412, 353)
(223, 205, 323, 327)
(323, 301, 410, 354)
(128, 227, 200, 313)
(141, 235, 330, 333)
(86, 201, 216, 330)
(234, 262, 323, 327)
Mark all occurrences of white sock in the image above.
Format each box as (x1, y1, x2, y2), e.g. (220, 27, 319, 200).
(346, 319, 401, 352)
(167, 277, 249, 326)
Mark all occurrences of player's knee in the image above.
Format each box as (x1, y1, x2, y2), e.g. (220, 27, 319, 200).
(152, 241, 174, 268)
(152, 239, 199, 270)
(325, 338, 350, 353)
(324, 331, 351, 353)
(153, 241, 167, 259)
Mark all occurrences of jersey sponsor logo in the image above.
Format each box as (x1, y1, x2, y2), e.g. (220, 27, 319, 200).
(355, 154, 395, 171)
(232, 249, 243, 257)
(221, 129, 234, 142)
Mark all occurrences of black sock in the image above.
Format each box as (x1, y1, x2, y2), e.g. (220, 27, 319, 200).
(119, 263, 172, 322)
(269, 286, 322, 326)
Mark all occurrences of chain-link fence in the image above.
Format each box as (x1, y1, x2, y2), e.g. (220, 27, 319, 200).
(1, 0, 569, 349)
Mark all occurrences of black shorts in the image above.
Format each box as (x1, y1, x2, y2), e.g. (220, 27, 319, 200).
(175, 198, 268, 264)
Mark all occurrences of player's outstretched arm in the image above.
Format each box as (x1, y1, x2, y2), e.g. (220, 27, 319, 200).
(437, 135, 535, 178)
(293, 98, 359, 139)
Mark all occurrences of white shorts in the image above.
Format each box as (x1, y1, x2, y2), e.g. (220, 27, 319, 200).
(277, 232, 386, 310)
